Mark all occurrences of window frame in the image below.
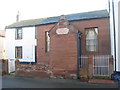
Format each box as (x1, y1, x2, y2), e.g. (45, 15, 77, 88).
(15, 28, 22, 40)
(85, 27, 98, 52)
(15, 46, 22, 59)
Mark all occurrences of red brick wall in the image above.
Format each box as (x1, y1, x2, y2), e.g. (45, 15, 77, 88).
(15, 60, 50, 78)
(50, 34, 77, 70)
(37, 24, 54, 65)
(37, 18, 110, 64)
(71, 18, 110, 55)
(0, 59, 8, 75)
(36, 18, 110, 78)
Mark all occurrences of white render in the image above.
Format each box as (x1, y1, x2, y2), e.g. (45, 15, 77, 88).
(109, 0, 120, 71)
(0, 30, 5, 59)
(5, 27, 37, 62)
(118, 1, 120, 71)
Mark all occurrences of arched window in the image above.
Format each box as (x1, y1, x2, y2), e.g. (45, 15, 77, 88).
(86, 28, 98, 52)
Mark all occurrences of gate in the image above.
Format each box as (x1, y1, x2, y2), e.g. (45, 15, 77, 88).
(79, 55, 113, 79)
(93, 55, 110, 76)
(8, 59, 15, 73)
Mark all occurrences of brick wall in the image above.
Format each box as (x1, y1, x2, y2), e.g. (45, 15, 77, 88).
(0, 59, 8, 76)
(15, 60, 50, 78)
(36, 24, 54, 65)
(71, 18, 111, 55)
(37, 18, 110, 64)
(36, 18, 111, 79)
(15, 60, 77, 79)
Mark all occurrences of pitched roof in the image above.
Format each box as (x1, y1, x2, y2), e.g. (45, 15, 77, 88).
(6, 18, 45, 29)
(6, 9, 109, 29)
(37, 9, 109, 25)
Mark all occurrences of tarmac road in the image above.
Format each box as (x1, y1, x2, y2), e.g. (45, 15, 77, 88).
(2, 75, 118, 88)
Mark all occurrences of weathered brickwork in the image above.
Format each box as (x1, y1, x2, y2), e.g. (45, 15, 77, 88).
(15, 17, 112, 80)
(0, 59, 8, 76)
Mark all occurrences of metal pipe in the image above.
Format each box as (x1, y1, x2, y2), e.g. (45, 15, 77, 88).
(112, 0, 117, 72)
(77, 31, 82, 79)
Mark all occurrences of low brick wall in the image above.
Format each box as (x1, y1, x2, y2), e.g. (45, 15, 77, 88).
(15, 60, 77, 79)
(0, 59, 8, 76)
(15, 55, 113, 80)
(15, 60, 51, 78)
(51, 69, 77, 79)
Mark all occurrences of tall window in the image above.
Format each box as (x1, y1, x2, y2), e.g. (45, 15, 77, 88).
(15, 46, 22, 58)
(45, 31, 50, 52)
(85, 28, 98, 52)
(16, 28, 22, 39)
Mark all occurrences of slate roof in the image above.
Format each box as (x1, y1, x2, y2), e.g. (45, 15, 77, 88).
(6, 18, 45, 29)
(37, 9, 109, 25)
(6, 9, 109, 29)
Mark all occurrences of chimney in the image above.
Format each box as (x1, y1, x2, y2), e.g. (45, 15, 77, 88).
(60, 15, 66, 20)
(16, 11, 20, 22)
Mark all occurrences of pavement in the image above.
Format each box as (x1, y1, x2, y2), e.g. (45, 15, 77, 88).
(2, 74, 119, 88)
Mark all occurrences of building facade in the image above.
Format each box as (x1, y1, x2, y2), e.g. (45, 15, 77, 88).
(13, 10, 114, 79)
(5, 19, 43, 63)
(36, 10, 113, 78)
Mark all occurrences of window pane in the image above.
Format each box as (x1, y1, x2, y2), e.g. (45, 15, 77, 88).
(86, 28, 98, 52)
(16, 29, 22, 39)
(15, 47, 22, 58)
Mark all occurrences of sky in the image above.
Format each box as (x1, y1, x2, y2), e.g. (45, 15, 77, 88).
(0, 0, 109, 30)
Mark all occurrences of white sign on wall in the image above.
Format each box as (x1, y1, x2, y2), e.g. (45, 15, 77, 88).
(56, 28, 69, 35)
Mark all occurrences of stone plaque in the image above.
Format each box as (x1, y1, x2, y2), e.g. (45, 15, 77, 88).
(56, 28, 69, 34)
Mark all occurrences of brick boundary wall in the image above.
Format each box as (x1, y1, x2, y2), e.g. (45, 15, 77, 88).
(0, 59, 8, 76)
(15, 55, 113, 80)
(15, 60, 50, 78)
(15, 60, 77, 79)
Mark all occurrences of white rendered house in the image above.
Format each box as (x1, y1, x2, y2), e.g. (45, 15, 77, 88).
(5, 19, 43, 64)
(109, 0, 120, 72)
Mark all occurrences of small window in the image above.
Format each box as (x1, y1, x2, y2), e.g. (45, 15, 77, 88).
(45, 31, 50, 52)
(15, 46, 22, 58)
(16, 28, 22, 39)
(85, 28, 98, 52)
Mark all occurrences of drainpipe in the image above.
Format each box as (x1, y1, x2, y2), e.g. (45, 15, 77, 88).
(112, 0, 117, 72)
(77, 31, 82, 79)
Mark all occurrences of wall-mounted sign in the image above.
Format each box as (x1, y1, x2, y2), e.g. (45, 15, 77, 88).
(56, 28, 69, 35)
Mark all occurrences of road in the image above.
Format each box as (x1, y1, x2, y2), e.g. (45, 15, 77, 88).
(2, 75, 118, 88)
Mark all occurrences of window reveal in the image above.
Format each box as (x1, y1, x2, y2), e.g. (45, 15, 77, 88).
(85, 28, 98, 52)
(45, 32, 50, 52)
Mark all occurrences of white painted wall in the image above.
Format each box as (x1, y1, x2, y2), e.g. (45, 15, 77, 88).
(0, 36, 5, 59)
(0, 30, 5, 59)
(110, 0, 120, 71)
(5, 27, 36, 62)
(118, 1, 120, 71)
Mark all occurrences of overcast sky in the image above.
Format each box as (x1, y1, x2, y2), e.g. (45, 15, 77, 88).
(0, 0, 109, 30)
